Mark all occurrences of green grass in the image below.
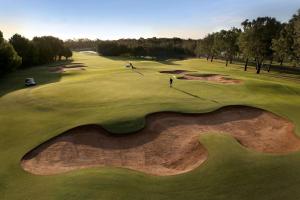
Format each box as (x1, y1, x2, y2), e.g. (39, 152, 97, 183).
(1, 52, 300, 200)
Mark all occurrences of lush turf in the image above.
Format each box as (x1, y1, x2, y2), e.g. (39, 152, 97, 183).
(1, 52, 300, 200)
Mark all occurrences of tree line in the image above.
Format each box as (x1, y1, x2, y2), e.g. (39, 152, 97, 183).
(0, 31, 72, 76)
(2, 9, 299, 76)
(194, 10, 300, 73)
(65, 38, 196, 59)
(66, 9, 300, 74)
(97, 38, 196, 59)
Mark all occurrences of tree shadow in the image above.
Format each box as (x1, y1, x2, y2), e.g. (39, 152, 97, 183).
(229, 60, 300, 76)
(173, 87, 220, 104)
(0, 60, 74, 97)
(103, 56, 181, 65)
(156, 59, 180, 65)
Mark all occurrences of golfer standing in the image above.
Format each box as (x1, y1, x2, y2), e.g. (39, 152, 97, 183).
(169, 77, 173, 88)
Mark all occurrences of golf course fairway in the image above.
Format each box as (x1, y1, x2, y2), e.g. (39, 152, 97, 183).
(1, 52, 300, 200)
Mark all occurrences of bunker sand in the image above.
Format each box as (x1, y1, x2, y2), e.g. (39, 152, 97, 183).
(178, 74, 242, 84)
(21, 106, 300, 176)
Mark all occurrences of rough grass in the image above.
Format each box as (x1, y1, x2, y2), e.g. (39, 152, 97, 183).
(0, 52, 300, 200)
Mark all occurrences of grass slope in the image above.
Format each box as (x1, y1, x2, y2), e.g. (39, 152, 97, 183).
(1, 52, 300, 200)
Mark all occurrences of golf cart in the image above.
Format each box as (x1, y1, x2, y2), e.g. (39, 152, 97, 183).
(25, 78, 36, 87)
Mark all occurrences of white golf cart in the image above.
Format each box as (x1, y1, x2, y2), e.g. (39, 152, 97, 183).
(25, 78, 36, 87)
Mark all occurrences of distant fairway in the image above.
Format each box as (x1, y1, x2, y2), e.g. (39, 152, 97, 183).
(1, 52, 300, 200)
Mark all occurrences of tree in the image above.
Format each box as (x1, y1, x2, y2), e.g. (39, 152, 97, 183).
(239, 17, 282, 73)
(195, 34, 215, 60)
(63, 47, 72, 60)
(96, 38, 195, 59)
(132, 46, 146, 57)
(224, 28, 241, 65)
(33, 36, 64, 64)
(0, 31, 3, 43)
(272, 23, 294, 66)
(211, 32, 223, 62)
(9, 34, 39, 67)
(97, 41, 129, 56)
(65, 38, 97, 51)
(212, 29, 240, 66)
(291, 9, 300, 65)
(0, 31, 22, 75)
(239, 22, 253, 71)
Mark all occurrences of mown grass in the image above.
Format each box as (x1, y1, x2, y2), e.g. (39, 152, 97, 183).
(0, 52, 300, 200)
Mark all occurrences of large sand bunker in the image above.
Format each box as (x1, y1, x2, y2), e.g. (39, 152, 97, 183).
(21, 106, 300, 176)
(178, 74, 241, 84)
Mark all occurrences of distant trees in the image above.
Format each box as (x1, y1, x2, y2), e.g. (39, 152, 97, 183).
(193, 9, 300, 73)
(65, 38, 97, 51)
(0, 30, 72, 76)
(66, 9, 300, 74)
(2, 9, 300, 76)
(0, 31, 21, 75)
(97, 41, 129, 56)
(96, 38, 196, 59)
(195, 29, 240, 65)
(195, 33, 214, 60)
(11, 35, 72, 65)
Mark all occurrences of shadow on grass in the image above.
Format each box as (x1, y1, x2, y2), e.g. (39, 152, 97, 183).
(173, 87, 220, 104)
(156, 59, 180, 65)
(0, 60, 74, 97)
(211, 58, 300, 76)
(103, 56, 181, 65)
(132, 69, 144, 76)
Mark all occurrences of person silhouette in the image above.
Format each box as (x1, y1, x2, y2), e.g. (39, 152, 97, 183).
(130, 62, 135, 69)
(169, 77, 173, 88)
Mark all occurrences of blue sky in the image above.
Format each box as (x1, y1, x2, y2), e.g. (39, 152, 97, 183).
(0, 0, 299, 40)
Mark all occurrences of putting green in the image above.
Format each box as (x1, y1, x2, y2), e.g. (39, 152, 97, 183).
(1, 52, 300, 200)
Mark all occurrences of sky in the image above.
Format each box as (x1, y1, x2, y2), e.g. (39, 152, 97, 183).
(0, 0, 299, 40)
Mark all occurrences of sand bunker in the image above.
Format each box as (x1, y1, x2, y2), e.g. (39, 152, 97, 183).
(21, 106, 300, 176)
(49, 65, 86, 73)
(178, 74, 241, 84)
(160, 71, 241, 84)
(160, 70, 192, 74)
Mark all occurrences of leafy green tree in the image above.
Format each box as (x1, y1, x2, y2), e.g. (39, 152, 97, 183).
(224, 28, 241, 65)
(210, 28, 241, 66)
(63, 47, 73, 60)
(291, 9, 300, 65)
(211, 32, 223, 61)
(33, 36, 64, 64)
(239, 17, 282, 73)
(272, 23, 294, 66)
(97, 41, 129, 56)
(238, 24, 253, 71)
(96, 38, 194, 59)
(9, 34, 39, 67)
(195, 34, 215, 61)
(0, 31, 22, 75)
(65, 38, 97, 51)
